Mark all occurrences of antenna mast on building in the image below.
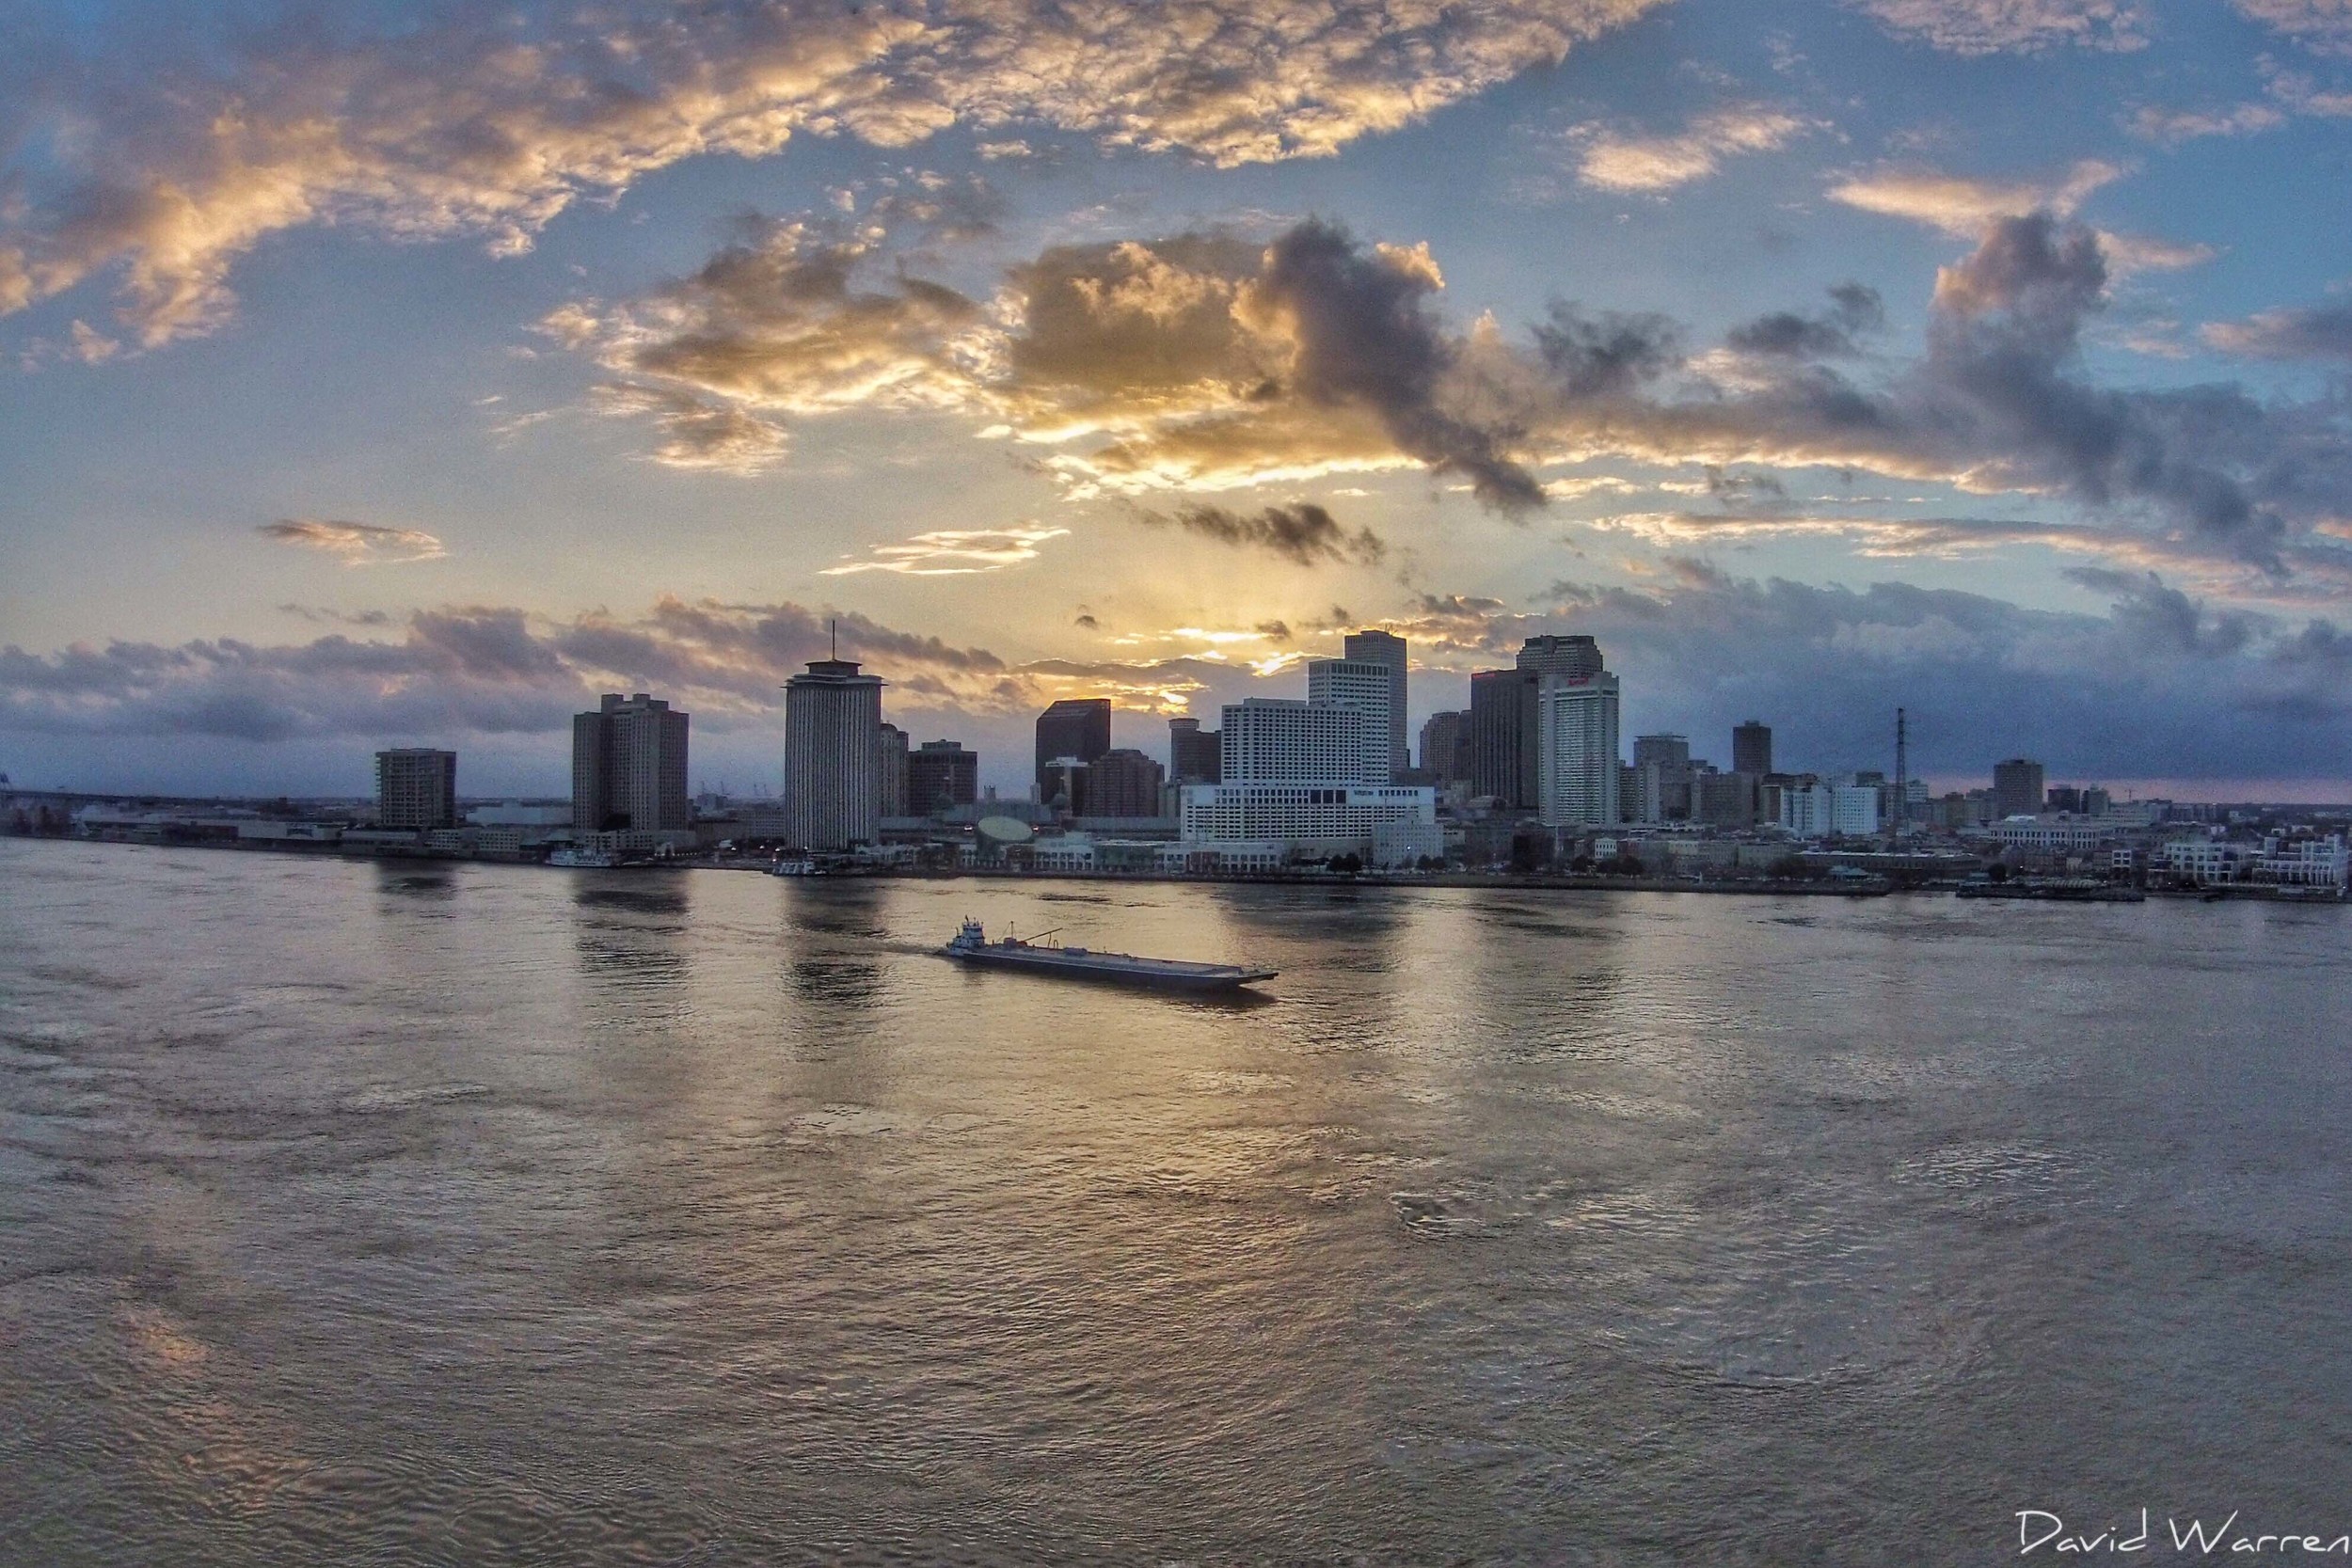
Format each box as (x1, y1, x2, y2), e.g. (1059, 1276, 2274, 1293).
(830, 618, 837, 659)
(1894, 707, 1909, 834)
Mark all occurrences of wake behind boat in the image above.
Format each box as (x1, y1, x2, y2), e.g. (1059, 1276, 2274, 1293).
(941, 919, 1277, 994)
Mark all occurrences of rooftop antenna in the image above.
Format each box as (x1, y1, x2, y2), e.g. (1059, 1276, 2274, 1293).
(831, 618, 837, 660)
(1894, 706, 1909, 834)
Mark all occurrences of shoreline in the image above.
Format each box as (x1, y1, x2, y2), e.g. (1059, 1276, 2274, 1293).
(13, 832, 2344, 903)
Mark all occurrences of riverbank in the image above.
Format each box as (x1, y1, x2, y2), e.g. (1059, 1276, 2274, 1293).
(20, 832, 2344, 901)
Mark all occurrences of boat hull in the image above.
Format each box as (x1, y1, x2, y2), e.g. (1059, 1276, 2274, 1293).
(941, 946, 1276, 992)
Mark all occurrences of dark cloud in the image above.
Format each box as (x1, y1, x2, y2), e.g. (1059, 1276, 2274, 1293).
(1725, 283, 1884, 358)
(1532, 303, 1683, 398)
(2203, 300, 2352, 361)
(1408, 565, 2350, 779)
(1247, 220, 1544, 509)
(1142, 501, 1388, 565)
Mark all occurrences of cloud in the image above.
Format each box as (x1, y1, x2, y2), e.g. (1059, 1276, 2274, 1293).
(0, 0, 1669, 345)
(1853, 0, 2149, 55)
(1139, 502, 1388, 564)
(1417, 565, 2350, 778)
(573, 216, 1550, 504)
(1572, 106, 1818, 192)
(819, 524, 1071, 575)
(1827, 159, 2123, 236)
(257, 519, 448, 565)
(2203, 299, 2352, 361)
(2125, 102, 2288, 144)
(1725, 284, 1885, 359)
(569, 209, 2352, 579)
(2234, 0, 2352, 54)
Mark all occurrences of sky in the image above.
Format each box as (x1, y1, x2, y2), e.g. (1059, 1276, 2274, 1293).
(2, 0, 2350, 802)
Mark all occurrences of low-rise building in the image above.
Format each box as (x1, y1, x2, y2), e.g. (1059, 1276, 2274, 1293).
(1179, 782, 1436, 861)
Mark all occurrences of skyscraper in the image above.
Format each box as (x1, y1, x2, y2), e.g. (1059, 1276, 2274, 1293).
(907, 739, 977, 816)
(1468, 668, 1539, 808)
(572, 693, 690, 832)
(1084, 748, 1167, 817)
(878, 722, 910, 817)
(1306, 657, 1394, 784)
(1342, 628, 1408, 777)
(1733, 720, 1772, 777)
(1168, 717, 1221, 784)
(1993, 757, 2046, 820)
(1517, 634, 1605, 681)
(1538, 673, 1621, 828)
(1418, 709, 1468, 784)
(1035, 699, 1111, 797)
(1220, 699, 1369, 783)
(1631, 734, 1693, 822)
(783, 657, 884, 849)
(375, 748, 456, 830)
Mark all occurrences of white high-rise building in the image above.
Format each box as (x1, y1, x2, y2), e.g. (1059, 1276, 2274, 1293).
(1341, 629, 1407, 778)
(1536, 673, 1620, 828)
(1220, 699, 1372, 784)
(1305, 657, 1394, 784)
(784, 657, 885, 850)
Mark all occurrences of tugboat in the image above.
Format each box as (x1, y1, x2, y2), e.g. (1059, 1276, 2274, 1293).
(940, 920, 1277, 994)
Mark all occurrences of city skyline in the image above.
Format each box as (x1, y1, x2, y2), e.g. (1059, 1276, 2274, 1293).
(5, 0, 2352, 802)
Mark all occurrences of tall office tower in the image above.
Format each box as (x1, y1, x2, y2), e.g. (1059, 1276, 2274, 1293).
(783, 658, 884, 850)
(1306, 657, 1394, 784)
(1695, 769, 1758, 828)
(1517, 634, 1606, 680)
(1537, 673, 1621, 828)
(1220, 699, 1369, 783)
(1035, 699, 1112, 797)
(1418, 709, 1469, 784)
(1992, 757, 2046, 820)
(375, 748, 456, 830)
(1342, 628, 1408, 777)
(1631, 732, 1693, 822)
(572, 693, 691, 832)
(1733, 720, 1773, 777)
(1040, 756, 1089, 813)
(1085, 749, 1167, 817)
(1168, 717, 1221, 784)
(1632, 733, 1690, 769)
(906, 739, 978, 816)
(1468, 668, 1540, 808)
(877, 723, 910, 817)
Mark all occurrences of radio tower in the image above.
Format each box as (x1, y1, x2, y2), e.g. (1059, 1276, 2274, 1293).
(1894, 707, 1909, 835)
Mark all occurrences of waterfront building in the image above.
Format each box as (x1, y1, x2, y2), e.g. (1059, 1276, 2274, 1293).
(1306, 657, 1395, 784)
(1342, 628, 1409, 778)
(1777, 780, 1881, 837)
(1694, 768, 1757, 828)
(783, 659, 883, 850)
(375, 748, 456, 830)
(878, 723, 910, 817)
(1418, 709, 1469, 786)
(1732, 720, 1772, 777)
(1035, 699, 1112, 798)
(1220, 699, 1372, 784)
(1086, 748, 1167, 818)
(1989, 815, 2135, 853)
(1537, 673, 1620, 828)
(906, 739, 978, 816)
(2253, 834, 2350, 888)
(2157, 838, 2256, 886)
(1168, 717, 1221, 784)
(1468, 668, 1539, 808)
(1179, 782, 1439, 863)
(573, 693, 691, 832)
(1993, 757, 2046, 820)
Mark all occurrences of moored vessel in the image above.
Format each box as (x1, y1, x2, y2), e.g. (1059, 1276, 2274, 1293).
(940, 920, 1276, 993)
